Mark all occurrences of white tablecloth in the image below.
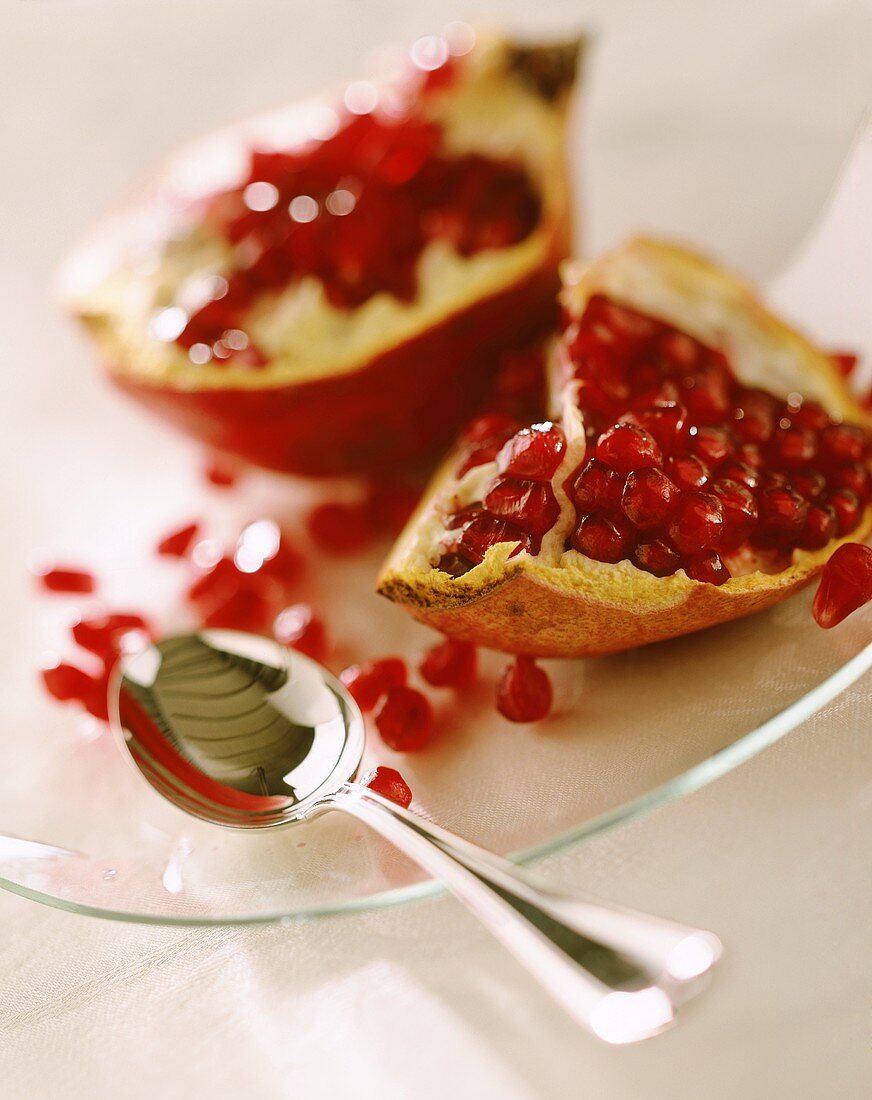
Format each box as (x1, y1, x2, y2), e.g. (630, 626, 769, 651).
(1, 1, 871, 1096)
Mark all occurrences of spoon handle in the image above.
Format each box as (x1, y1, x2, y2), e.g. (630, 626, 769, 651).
(329, 783, 720, 1042)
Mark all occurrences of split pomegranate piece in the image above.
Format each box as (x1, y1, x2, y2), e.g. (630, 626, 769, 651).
(361, 765, 413, 808)
(495, 656, 552, 722)
(380, 238, 872, 658)
(375, 686, 435, 751)
(812, 542, 872, 628)
(62, 30, 581, 475)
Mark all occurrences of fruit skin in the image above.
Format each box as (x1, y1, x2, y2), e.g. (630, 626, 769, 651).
(61, 34, 580, 477)
(379, 238, 872, 657)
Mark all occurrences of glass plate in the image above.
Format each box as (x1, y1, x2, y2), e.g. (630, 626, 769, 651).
(3, 449, 871, 925)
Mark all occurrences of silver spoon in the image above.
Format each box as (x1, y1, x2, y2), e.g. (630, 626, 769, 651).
(110, 628, 721, 1043)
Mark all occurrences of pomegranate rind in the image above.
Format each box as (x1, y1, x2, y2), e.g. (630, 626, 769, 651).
(58, 31, 582, 476)
(378, 239, 872, 656)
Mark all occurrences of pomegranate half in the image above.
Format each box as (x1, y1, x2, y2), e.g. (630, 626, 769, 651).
(59, 29, 582, 476)
(378, 238, 872, 657)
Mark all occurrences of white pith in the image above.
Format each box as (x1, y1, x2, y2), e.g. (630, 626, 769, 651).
(58, 34, 569, 391)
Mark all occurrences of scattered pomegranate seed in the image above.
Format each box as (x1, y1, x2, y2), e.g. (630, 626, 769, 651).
(419, 637, 477, 688)
(595, 422, 662, 475)
(496, 655, 552, 723)
(812, 543, 872, 628)
(156, 521, 200, 558)
(375, 686, 434, 751)
(274, 604, 328, 663)
(340, 658, 408, 712)
(204, 461, 238, 488)
(361, 765, 413, 808)
(72, 612, 151, 662)
(40, 659, 95, 702)
(33, 566, 95, 594)
(202, 586, 273, 632)
(496, 422, 566, 480)
(307, 501, 373, 555)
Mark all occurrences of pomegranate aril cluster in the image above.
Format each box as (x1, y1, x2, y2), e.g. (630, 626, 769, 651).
(564, 295, 872, 584)
(158, 90, 541, 368)
(439, 420, 566, 575)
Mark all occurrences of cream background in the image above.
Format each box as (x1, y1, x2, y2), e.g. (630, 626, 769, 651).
(1, 1, 871, 1097)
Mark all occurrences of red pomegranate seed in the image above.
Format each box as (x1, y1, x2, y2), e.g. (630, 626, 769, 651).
(791, 401, 831, 432)
(572, 512, 635, 563)
(684, 551, 730, 586)
(595, 423, 662, 475)
(632, 401, 688, 452)
(340, 658, 407, 712)
(826, 489, 862, 537)
(72, 613, 150, 662)
(812, 542, 872, 628)
(659, 331, 699, 370)
(83, 672, 111, 722)
(204, 460, 238, 488)
(791, 470, 827, 500)
(689, 425, 735, 466)
(202, 586, 273, 632)
(570, 460, 624, 512)
(484, 477, 560, 537)
(770, 426, 817, 468)
(419, 637, 477, 688)
(156, 522, 200, 558)
(496, 422, 566, 480)
(733, 390, 777, 443)
(736, 443, 765, 470)
(632, 539, 681, 577)
(712, 479, 758, 552)
(307, 501, 373, 555)
(458, 514, 532, 564)
(34, 566, 95, 595)
(361, 765, 413, 808)
(829, 462, 872, 501)
(598, 298, 656, 346)
(754, 486, 810, 546)
(819, 423, 868, 466)
(668, 493, 725, 555)
(40, 660, 95, 702)
(375, 686, 434, 751)
(830, 352, 858, 378)
(274, 604, 328, 663)
(718, 460, 760, 490)
(798, 505, 838, 551)
(664, 453, 710, 491)
(495, 655, 552, 723)
(683, 363, 732, 424)
(366, 477, 421, 534)
(621, 468, 679, 529)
